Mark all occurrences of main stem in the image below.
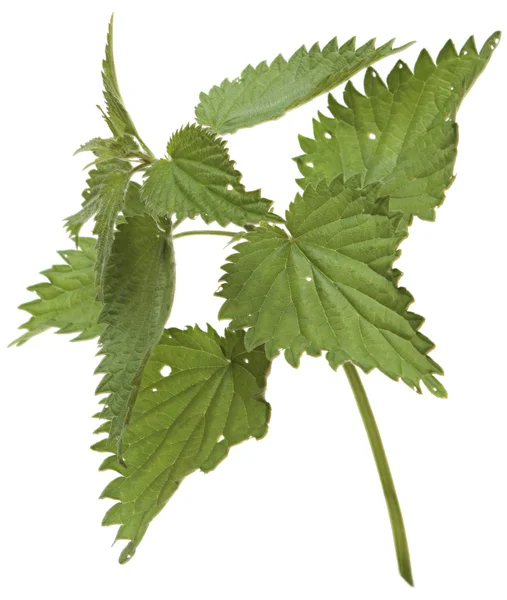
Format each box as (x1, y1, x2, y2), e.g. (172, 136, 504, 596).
(343, 362, 414, 587)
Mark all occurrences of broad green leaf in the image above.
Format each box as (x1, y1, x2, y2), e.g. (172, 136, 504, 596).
(96, 215, 176, 458)
(295, 32, 501, 221)
(217, 175, 445, 397)
(100, 15, 145, 149)
(195, 37, 413, 134)
(141, 124, 283, 226)
(93, 325, 271, 564)
(11, 238, 102, 346)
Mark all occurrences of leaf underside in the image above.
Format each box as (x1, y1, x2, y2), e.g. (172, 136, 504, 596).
(196, 36, 414, 134)
(11, 238, 102, 346)
(96, 215, 176, 454)
(141, 124, 283, 227)
(93, 325, 271, 564)
(218, 175, 445, 397)
(295, 32, 501, 221)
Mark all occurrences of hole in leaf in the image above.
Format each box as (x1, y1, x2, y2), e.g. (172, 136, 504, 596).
(398, 63, 403, 69)
(368, 133, 376, 140)
(218, 435, 225, 443)
(306, 276, 312, 282)
(491, 44, 495, 50)
(371, 71, 377, 78)
(160, 365, 171, 377)
(244, 358, 249, 364)
(495, 38, 500, 44)
(324, 132, 332, 139)
(306, 162, 314, 168)
(450, 86, 455, 91)
(463, 50, 468, 55)
(152, 388, 158, 393)
(227, 184, 233, 191)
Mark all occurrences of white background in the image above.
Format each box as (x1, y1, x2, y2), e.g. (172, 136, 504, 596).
(1, 0, 506, 598)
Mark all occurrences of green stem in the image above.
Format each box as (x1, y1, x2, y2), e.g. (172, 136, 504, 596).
(134, 135, 155, 160)
(343, 362, 414, 587)
(172, 229, 236, 240)
(129, 163, 149, 176)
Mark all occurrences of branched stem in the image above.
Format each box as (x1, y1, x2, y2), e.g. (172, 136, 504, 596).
(343, 362, 414, 587)
(173, 229, 236, 240)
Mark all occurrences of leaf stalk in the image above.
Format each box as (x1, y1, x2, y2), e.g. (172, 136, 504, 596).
(343, 362, 414, 587)
(172, 229, 236, 240)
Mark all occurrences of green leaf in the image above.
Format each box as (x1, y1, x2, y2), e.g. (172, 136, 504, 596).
(65, 159, 133, 296)
(96, 215, 176, 459)
(295, 32, 501, 221)
(65, 159, 130, 238)
(217, 175, 445, 397)
(141, 124, 283, 227)
(122, 182, 146, 218)
(11, 238, 103, 346)
(93, 325, 271, 564)
(75, 135, 140, 164)
(100, 15, 143, 144)
(93, 168, 132, 297)
(195, 37, 414, 134)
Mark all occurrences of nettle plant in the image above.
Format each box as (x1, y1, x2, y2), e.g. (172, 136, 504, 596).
(12, 16, 500, 584)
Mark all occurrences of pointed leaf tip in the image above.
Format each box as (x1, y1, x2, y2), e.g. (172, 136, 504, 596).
(96, 326, 272, 562)
(195, 36, 413, 133)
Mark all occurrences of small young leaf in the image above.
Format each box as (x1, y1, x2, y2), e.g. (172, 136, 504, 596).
(94, 325, 271, 564)
(195, 37, 413, 134)
(141, 124, 283, 226)
(65, 159, 130, 238)
(75, 135, 140, 164)
(218, 175, 445, 397)
(101, 15, 144, 146)
(295, 32, 501, 221)
(11, 238, 102, 346)
(96, 215, 176, 457)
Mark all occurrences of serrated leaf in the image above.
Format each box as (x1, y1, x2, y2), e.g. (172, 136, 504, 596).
(217, 175, 445, 397)
(75, 134, 140, 164)
(94, 325, 271, 564)
(11, 238, 102, 346)
(93, 168, 132, 297)
(101, 15, 142, 143)
(65, 159, 133, 296)
(141, 124, 283, 226)
(295, 32, 501, 221)
(195, 37, 413, 134)
(96, 215, 176, 458)
(65, 159, 131, 238)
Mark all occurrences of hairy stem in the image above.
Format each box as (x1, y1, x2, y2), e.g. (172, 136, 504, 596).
(173, 229, 236, 240)
(343, 362, 414, 587)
